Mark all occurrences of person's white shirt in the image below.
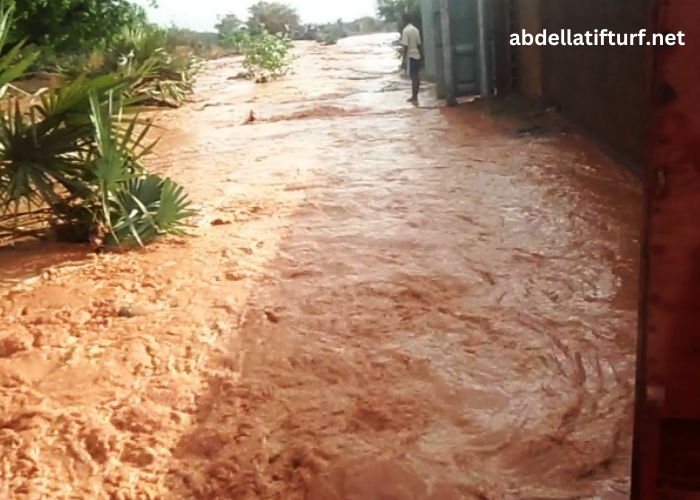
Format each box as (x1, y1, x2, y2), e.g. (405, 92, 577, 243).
(401, 23, 421, 60)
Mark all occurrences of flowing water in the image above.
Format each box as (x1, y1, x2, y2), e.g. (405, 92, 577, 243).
(0, 34, 642, 500)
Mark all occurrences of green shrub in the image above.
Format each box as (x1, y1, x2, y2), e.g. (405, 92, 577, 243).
(0, 9, 194, 248)
(56, 25, 204, 108)
(241, 30, 296, 83)
(221, 30, 251, 53)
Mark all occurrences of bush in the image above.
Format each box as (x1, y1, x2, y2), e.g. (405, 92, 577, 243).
(215, 13, 250, 54)
(314, 25, 347, 46)
(56, 25, 204, 108)
(241, 31, 296, 83)
(220, 30, 251, 54)
(6, 0, 150, 57)
(0, 9, 194, 248)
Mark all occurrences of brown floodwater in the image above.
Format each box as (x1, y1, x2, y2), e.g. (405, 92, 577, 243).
(0, 34, 642, 500)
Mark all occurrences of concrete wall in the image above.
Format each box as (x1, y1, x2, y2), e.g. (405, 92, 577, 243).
(513, 0, 651, 165)
(420, 0, 437, 79)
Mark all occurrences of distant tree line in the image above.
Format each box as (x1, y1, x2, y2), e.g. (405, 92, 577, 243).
(2, 0, 421, 63)
(215, 1, 391, 48)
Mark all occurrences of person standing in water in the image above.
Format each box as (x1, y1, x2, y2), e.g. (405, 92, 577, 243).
(400, 12, 421, 103)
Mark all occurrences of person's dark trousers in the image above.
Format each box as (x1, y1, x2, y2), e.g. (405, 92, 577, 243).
(408, 57, 420, 101)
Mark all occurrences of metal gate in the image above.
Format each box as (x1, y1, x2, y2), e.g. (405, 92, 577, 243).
(431, 0, 482, 98)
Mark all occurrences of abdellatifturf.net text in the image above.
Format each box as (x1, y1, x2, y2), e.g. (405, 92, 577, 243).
(511, 29, 686, 46)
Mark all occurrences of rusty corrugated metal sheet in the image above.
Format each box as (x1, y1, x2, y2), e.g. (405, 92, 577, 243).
(537, 0, 650, 166)
(631, 1, 700, 499)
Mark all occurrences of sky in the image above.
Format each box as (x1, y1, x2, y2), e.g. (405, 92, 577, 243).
(132, 0, 379, 32)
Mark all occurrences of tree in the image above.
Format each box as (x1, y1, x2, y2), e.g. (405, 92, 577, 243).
(356, 17, 382, 33)
(377, 0, 421, 33)
(215, 13, 244, 35)
(4, 0, 150, 55)
(215, 13, 249, 51)
(166, 25, 219, 52)
(247, 1, 300, 35)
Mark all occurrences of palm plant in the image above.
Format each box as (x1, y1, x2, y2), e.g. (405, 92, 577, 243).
(1, 73, 146, 213)
(0, 9, 195, 248)
(88, 91, 193, 247)
(56, 24, 204, 108)
(112, 26, 168, 64)
(115, 26, 203, 107)
(0, 7, 39, 100)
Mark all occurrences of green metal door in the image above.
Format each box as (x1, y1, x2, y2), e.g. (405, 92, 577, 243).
(431, 0, 481, 98)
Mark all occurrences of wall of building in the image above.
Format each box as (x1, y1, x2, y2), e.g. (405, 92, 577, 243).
(490, 0, 512, 94)
(513, 0, 542, 100)
(420, 0, 437, 79)
(512, 0, 651, 165)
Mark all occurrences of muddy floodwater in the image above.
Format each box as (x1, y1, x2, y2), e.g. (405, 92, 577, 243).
(0, 34, 642, 499)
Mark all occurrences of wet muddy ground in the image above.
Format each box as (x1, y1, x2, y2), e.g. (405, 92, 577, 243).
(0, 34, 642, 499)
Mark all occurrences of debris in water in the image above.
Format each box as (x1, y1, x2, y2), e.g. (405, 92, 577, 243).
(228, 71, 250, 80)
(517, 124, 550, 136)
(117, 305, 150, 318)
(243, 110, 256, 124)
(264, 310, 280, 323)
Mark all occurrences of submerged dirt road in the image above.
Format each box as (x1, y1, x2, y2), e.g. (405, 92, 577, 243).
(0, 34, 642, 499)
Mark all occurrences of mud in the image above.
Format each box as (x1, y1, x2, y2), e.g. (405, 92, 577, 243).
(0, 35, 642, 499)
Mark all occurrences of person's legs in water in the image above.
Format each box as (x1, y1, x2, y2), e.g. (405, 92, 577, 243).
(407, 57, 420, 102)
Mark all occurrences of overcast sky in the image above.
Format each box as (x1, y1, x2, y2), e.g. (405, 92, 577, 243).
(132, 0, 379, 32)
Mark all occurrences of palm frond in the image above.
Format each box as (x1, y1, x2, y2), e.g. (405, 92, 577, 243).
(106, 174, 195, 247)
